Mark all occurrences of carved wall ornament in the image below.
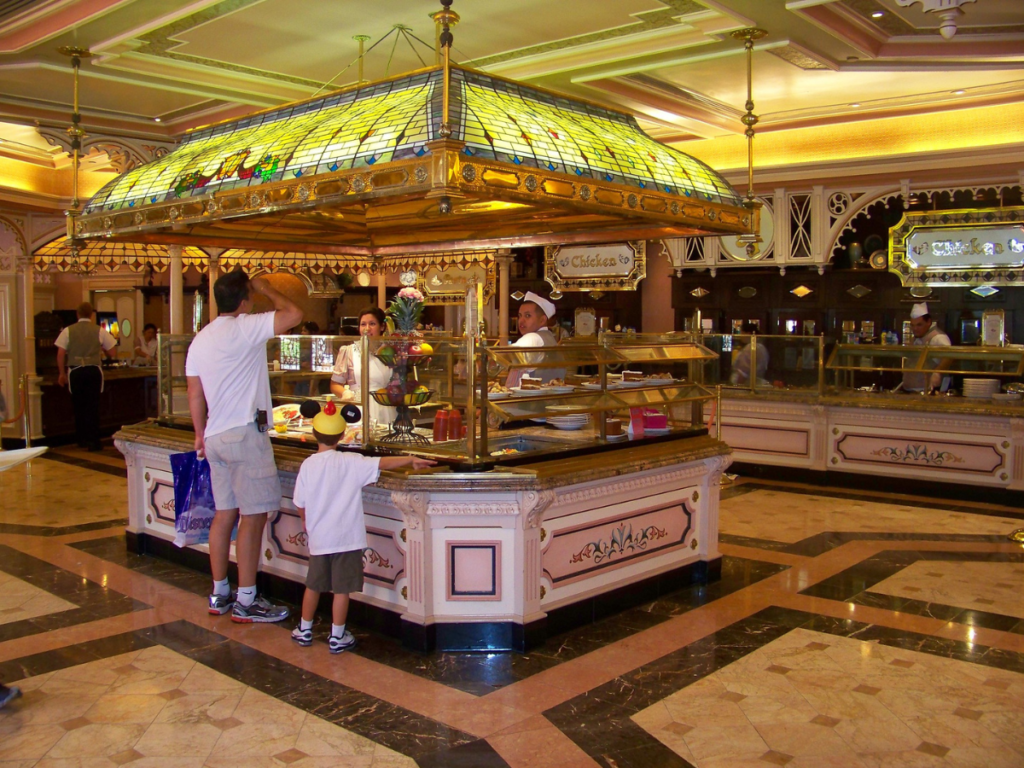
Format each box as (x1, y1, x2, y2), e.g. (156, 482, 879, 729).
(520, 490, 556, 529)
(390, 491, 428, 529)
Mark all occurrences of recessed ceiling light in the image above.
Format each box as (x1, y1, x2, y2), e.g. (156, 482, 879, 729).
(951, 89, 965, 95)
(153, 117, 162, 122)
(849, 103, 862, 108)
(871, 11, 884, 18)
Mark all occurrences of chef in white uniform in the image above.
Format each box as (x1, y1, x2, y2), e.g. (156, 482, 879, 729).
(506, 291, 565, 388)
(330, 307, 397, 426)
(903, 302, 952, 393)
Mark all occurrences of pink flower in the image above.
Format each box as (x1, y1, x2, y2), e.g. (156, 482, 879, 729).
(397, 287, 424, 302)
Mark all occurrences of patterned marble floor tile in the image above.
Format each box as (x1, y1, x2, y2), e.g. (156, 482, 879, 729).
(869, 560, 1024, 621)
(720, 489, 1021, 544)
(634, 627, 1024, 767)
(0, 644, 416, 767)
(0, 459, 127, 529)
(0, 571, 77, 625)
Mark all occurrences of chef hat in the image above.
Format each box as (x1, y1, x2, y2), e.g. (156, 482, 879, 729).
(312, 398, 345, 436)
(910, 302, 929, 319)
(523, 291, 556, 319)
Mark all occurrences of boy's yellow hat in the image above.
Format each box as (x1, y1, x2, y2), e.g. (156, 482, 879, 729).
(312, 398, 345, 435)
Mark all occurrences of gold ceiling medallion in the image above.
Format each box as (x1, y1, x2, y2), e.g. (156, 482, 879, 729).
(544, 242, 646, 292)
(889, 207, 1024, 288)
(894, 0, 976, 39)
(729, 27, 768, 262)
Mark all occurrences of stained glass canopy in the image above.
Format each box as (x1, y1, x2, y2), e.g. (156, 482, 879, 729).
(33, 238, 209, 273)
(75, 65, 753, 255)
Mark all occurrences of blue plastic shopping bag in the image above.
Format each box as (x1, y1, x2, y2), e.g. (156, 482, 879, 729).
(170, 451, 217, 548)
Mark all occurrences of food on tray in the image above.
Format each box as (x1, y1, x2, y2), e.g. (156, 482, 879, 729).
(520, 376, 544, 390)
(606, 418, 623, 436)
(645, 373, 673, 381)
(340, 426, 362, 445)
(490, 448, 520, 456)
(545, 378, 565, 387)
(488, 382, 511, 394)
(272, 404, 300, 421)
(622, 370, 644, 381)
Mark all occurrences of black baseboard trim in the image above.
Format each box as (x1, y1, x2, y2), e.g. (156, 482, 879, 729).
(127, 531, 720, 653)
(730, 461, 1024, 507)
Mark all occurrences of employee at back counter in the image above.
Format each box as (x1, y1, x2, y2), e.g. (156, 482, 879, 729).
(902, 302, 952, 394)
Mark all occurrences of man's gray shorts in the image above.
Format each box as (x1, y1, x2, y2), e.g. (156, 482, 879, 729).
(204, 424, 281, 515)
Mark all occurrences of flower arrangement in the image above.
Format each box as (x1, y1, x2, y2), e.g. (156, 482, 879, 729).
(387, 287, 425, 334)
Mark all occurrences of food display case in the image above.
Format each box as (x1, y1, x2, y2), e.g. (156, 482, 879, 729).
(157, 331, 719, 470)
(826, 343, 1024, 391)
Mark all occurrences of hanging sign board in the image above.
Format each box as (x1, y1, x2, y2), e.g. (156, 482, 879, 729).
(417, 263, 495, 305)
(889, 207, 1024, 287)
(544, 241, 646, 291)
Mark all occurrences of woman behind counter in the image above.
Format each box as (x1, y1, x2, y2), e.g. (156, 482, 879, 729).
(329, 307, 396, 428)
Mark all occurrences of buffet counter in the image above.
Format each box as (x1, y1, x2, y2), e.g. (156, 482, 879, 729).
(40, 366, 158, 442)
(115, 420, 730, 651)
(715, 389, 1024, 491)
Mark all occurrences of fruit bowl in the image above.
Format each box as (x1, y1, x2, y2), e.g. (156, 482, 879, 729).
(371, 389, 433, 407)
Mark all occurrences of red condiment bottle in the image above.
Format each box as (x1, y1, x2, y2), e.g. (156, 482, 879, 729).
(433, 409, 449, 443)
(447, 408, 462, 441)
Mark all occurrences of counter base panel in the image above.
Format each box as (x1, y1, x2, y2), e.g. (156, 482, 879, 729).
(126, 529, 718, 652)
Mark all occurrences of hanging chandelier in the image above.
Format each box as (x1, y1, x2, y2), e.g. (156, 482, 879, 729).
(57, 45, 95, 276)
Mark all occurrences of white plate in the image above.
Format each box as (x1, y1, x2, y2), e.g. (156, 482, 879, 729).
(542, 386, 575, 394)
(605, 433, 628, 442)
(488, 391, 511, 400)
(549, 422, 585, 430)
(992, 392, 1022, 401)
(643, 427, 671, 435)
(581, 382, 603, 390)
(272, 404, 301, 421)
(618, 380, 646, 387)
(510, 387, 545, 396)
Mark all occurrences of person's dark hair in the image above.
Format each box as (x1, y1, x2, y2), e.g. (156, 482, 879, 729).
(301, 321, 320, 334)
(213, 270, 250, 314)
(916, 313, 931, 322)
(77, 301, 94, 319)
(741, 321, 759, 335)
(311, 428, 341, 447)
(358, 307, 387, 327)
(143, 323, 157, 333)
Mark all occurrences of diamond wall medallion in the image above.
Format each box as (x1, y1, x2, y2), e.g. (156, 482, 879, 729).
(790, 285, 813, 298)
(847, 285, 872, 299)
(690, 287, 710, 298)
(970, 285, 999, 298)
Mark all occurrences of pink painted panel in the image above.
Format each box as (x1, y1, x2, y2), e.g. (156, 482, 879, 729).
(446, 541, 501, 601)
(543, 504, 691, 585)
(835, 433, 1004, 474)
(146, 477, 176, 524)
(723, 424, 809, 457)
(364, 527, 404, 586)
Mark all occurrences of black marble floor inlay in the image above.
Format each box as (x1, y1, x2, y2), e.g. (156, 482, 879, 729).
(0, 544, 148, 642)
(0, 518, 127, 537)
(721, 530, 1011, 557)
(70, 535, 215, 598)
(543, 604, 1024, 768)
(39, 451, 127, 477)
(1, 620, 509, 768)
(800, 549, 1024, 634)
(344, 555, 788, 695)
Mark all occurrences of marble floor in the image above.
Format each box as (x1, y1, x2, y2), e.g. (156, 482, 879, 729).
(1, 442, 1023, 767)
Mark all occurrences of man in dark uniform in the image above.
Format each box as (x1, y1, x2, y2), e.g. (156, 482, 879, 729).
(55, 302, 116, 451)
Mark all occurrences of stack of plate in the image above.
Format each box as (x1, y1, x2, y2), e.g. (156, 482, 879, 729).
(963, 378, 1000, 399)
(546, 414, 589, 431)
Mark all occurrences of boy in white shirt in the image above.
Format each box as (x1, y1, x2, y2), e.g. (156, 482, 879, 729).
(290, 400, 434, 653)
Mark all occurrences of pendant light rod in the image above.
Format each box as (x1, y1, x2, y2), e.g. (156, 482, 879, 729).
(730, 28, 766, 258)
(353, 35, 370, 84)
(432, 0, 459, 139)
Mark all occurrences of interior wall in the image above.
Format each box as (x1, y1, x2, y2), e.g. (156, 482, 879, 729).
(642, 243, 675, 333)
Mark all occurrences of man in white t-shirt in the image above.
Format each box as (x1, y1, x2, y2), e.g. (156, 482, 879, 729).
(186, 270, 302, 623)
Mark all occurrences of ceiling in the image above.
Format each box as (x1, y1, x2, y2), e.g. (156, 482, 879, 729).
(0, 0, 1021, 171)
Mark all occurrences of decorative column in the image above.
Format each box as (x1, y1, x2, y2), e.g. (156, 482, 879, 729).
(496, 250, 512, 345)
(169, 245, 184, 334)
(207, 253, 220, 320)
(17, 256, 42, 440)
(377, 270, 387, 311)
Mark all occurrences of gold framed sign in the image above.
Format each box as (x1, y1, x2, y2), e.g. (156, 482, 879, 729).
(544, 241, 646, 292)
(889, 207, 1024, 287)
(417, 263, 496, 305)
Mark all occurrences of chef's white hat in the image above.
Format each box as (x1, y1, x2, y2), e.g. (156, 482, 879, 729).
(910, 302, 929, 319)
(523, 291, 556, 319)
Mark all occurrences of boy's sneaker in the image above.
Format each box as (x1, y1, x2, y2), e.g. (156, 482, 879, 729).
(0, 686, 22, 709)
(291, 626, 313, 647)
(208, 591, 236, 615)
(328, 630, 357, 655)
(231, 595, 290, 624)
